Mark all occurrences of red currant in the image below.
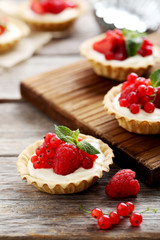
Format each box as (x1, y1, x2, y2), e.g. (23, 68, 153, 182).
(130, 213, 143, 226)
(38, 152, 47, 162)
(122, 81, 129, 91)
(146, 86, 154, 96)
(44, 132, 55, 142)
(140, 95, 150, 106)
(135, 77, 146, 87)
(125, 202, 135, 214)
(50, 135, 61, 148)
(43, 141, 51, 150)
(46, 149, 55, 158)
(144, 102, 155, 113)
(91, 208, 103, 219)
(137, 84, 147, 97)
(127, 73, 138, 83)
(127, 92, 139, 104)
(33, 160, 42, 169)
(31, 155, 38, 163)
(43, 159, 54, 168)
(82, 157, 93, 169)
(129, 104, 140, 114)
(109, 211, 120, 224)
(98, 215, 111, 230)
(119, 98, 129, 107)
(117, 203, 130, 216)
(35, 145, 45, 156)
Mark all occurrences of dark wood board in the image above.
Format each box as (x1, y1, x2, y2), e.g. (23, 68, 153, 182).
(21, 58, 160, 186)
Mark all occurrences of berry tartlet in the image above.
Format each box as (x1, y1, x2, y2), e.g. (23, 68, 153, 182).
(19, 0, 85, 31)
(103, 70, 160, 134)
(80, 29, 160, 81)
(17, 125, 113, 194)
(0, 16, 30, 53)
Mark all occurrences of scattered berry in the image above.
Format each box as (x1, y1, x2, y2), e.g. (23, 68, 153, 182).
(105, 169, 140, 199)
(91, 208, 103, 219)
(117, 203, 130, 216)
(130, 213, 143, 226)
(109, 211, 120, 224)
(98, 215, 112, 230)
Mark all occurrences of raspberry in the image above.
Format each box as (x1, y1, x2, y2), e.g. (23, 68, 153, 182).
(53, 143, 83, 175)
(105, 169, 140, 199)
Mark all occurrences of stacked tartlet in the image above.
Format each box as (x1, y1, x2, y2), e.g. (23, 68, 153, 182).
(19, 0, 86, 31)
(80, 29, 160, 81)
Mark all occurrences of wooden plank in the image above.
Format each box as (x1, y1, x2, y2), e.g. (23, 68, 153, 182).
(0, 156, 160, 239)
(21, 59, 160, 186)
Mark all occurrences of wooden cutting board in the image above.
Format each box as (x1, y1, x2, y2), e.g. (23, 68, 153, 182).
(20, 59, 160, 186)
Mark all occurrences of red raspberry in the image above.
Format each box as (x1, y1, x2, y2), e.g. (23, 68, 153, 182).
(154, 87, 160, 108)
(53, 143, 83, 175)
(105, 169, 140, 199)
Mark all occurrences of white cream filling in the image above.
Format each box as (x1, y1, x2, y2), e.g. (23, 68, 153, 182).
(0, 22, 22, 44)
(27, 139, 105, 183)
(24, 6, 79, 23)
(113, 93, 160, 121)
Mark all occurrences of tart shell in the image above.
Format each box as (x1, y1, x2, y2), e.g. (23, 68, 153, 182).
(103, 84, 160, 134)
(17, 134, 113, 194)
(80, 34, 160, 82)
(19, 0, 86, 32)
(0, 16, 30, 53)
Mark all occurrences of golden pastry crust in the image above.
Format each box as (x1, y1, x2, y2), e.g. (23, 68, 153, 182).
(0, 16, 30, 53)
(80, 34, 160, 82)
(103, 84, 160, 134)
(17, 133, 114, 194)
(19, 0, 86, 31)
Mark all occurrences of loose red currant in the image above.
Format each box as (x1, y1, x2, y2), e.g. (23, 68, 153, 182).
(127, 73, 138, 83)
(130, 213, 143, 226)
(109, 211, 120, 224)
(98, 215, 111, 230)
(50, 135, 61, 148)
(129, 104, 140, 114)
(91, 208, 103, 219)
(117, 203, 130, 216)
(137, 84, 147, 97)
(127, 92, 139, 104)
(125, 202, 135, 214)
(146, 86, 154, 96)
(119, 98, 129, 107)
(35, 145, 45, 156)
(144, 102, 155, 113)
(82, 157, 93, 169)
(31, 155, 38, 163)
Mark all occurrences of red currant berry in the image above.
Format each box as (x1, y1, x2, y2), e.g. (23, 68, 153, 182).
(144, 102, 155, 113)
(50, 135, 61, 148)
(35, 145, 45, 156)
(127, 92, 139, 104)
(117, 203, 130, 216)
(127, 73, 138, 83)
(98, 215, 112, 230)
(109, 211, 120, 224)
(129, 104, 140, 114)
(44, 132, 54, 142)
(39, 152, 46, 162)
(130, 213, 143, 226)
(122, 81, 129, 91)
(33, 160, 42, 169)
(146, 86, 154, 96)
(119, 98, 129, 107)
(137, 84, 147, 97)
(140, 96, 150, 106)
(43, 142, 51, 150)
(135, 77, 146, 87)
(31, 155, 38, 163)
(82, 157, 93, 169)
(91, 208, 103, 219)
(43, 159, 54, 168)
(125, 202, 135, 214)
(46, 149, 55, 158)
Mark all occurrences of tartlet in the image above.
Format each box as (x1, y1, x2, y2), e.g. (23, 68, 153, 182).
(19, 0, 86, 31)
(17, 132, 113, 194)
(103, 71, 160, 134)
(0, 16, 30, 53)
(80, 30, 160, 81)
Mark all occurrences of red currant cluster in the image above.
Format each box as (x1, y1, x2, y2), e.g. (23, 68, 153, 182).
(119, 73, 160, 114)
(81, 202, 157, 230)
(93, 30, 152, 61)
(31, 132, 98, 175)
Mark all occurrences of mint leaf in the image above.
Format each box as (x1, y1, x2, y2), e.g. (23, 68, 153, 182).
(122, 29, 145, 57)
(55, 125, 73, 144)
(72, 129, 80, 141)
(150, 69, 160, 87)
(77, 140, 100, 155)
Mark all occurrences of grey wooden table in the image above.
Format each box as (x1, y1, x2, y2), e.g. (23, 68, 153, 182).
(0, 8, 160, 240)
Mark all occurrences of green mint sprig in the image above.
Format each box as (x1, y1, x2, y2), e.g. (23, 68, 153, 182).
(54, 125, 100, 155)
(122, 29, 146, 57)
(150, 69, 160, 88)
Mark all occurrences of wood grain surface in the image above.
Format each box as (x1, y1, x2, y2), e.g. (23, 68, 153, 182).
(0, 6, 160, 240)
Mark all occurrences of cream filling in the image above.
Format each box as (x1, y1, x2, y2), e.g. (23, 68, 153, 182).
(113, 93, 160, 121)
(24, 6, 79, 23)
(0, 22, 22, 43)
(27, 139, 105, 183)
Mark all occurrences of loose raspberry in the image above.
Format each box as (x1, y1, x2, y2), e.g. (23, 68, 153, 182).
(53, 143, 83, 175)
(105, 169, 140, 199)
